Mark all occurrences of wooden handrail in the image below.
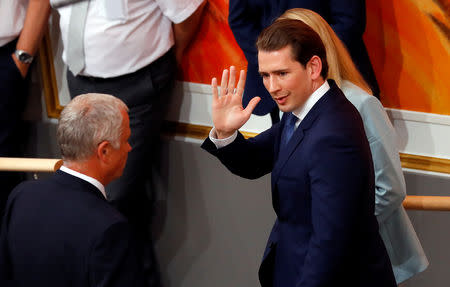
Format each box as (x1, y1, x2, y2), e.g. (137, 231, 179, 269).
(1, 157, 449, 211)
(403, 196, 450, 211)
(0, 157, 63, 172)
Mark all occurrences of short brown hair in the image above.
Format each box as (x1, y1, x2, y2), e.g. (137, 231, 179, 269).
(256, 18, 328, 79)
(278, 8, 371, 94)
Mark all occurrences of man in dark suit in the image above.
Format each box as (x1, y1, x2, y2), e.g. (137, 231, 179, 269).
(202, 19, 395, 287)
(229, 0, 379, 123)
(0, 93, 145, 287)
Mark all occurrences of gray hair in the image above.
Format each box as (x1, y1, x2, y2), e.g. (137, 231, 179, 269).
(57, 93, 129, 161)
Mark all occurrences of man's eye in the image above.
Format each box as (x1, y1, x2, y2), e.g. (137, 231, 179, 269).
(260, 73, 269, 79)
(278, 71, 287, 76)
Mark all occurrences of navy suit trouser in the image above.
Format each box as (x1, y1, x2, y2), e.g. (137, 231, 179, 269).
(0, 39, 28, 227)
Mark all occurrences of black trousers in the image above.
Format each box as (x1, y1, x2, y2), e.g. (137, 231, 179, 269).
(67, 49, 177, 287)
(0, 39, 27, 227)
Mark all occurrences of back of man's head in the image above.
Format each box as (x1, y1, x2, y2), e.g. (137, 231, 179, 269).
(256, 18, 329, 79)
(57, 93, 128, 162)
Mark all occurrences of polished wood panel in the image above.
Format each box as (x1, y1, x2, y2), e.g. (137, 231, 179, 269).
(400, 153, 450, 174)
(40, 31, 64, 118)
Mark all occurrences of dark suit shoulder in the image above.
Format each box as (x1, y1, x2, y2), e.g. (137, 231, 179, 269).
(2, 173, 139, 287)
(309, 83, 365, 136)
(7, 172, 127, 236)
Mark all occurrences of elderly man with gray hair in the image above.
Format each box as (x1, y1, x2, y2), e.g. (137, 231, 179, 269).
(0, 93, 146, 287)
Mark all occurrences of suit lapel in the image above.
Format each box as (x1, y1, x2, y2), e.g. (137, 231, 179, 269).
(272, 126, 305, 184)
(272, 80, 339, 185)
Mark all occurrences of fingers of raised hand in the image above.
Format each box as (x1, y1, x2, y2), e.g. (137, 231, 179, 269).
(243, 96, 261, 116)
(220, 69, 229, 97)
(219, 66, 242, 97)
(211, 77, 219, 101)
(236, 69, 246, 96)
(227, 66, 237, 95)
(216, 67, 245, 107)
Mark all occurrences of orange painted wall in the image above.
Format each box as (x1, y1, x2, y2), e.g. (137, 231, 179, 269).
(180, 0, 450, 116)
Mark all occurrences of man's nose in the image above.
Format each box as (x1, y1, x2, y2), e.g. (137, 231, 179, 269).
(268, 76, 280, 93)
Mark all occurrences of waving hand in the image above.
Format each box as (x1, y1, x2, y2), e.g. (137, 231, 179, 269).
(211, 66, 260, 139)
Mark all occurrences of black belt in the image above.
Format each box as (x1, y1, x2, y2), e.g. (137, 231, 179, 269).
(74, 48, 175, 82)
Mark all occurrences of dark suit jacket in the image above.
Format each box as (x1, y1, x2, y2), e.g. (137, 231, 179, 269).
(0, 170, 145, 287)
(229, 0, 380, 115)
(202, 81, 395, 287)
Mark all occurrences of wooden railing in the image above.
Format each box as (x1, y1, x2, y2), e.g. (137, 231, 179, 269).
(0, 157, 449, 211)
(0, 157, 63, 173)
(403, 196, 450, 211)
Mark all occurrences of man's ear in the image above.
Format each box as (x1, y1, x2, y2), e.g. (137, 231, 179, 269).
(307, 55, 322, 80)
(96, 141, 110, 163)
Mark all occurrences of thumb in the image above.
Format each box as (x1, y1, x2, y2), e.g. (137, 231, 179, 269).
(243, 97, 261, 116)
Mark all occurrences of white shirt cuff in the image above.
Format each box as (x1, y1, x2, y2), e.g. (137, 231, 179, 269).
(209, 128, 238, 149)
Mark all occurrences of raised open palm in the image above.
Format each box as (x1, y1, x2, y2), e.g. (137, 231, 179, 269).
(211, 66, 260, 139)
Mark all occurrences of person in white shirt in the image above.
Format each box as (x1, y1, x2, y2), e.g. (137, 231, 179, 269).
(0, 0, 51, 227)
(0, 93, 147, 287)
(50, 1, 205, 285)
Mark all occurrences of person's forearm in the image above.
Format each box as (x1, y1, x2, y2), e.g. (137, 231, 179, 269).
(173, 1, 206, 63)
(215, 129, 237, 140)
(201, 131, 274, 180)
(16, 0, 51, 56)
(13, 0, 51, 77)
(209, 128, 237, 149)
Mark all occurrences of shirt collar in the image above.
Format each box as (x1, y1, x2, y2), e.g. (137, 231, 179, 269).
(60, 165, 107, 199)
(291, 80, 330, 121)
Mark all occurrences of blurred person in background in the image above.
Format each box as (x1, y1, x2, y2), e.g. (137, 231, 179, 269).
(0, 0, 51, 228)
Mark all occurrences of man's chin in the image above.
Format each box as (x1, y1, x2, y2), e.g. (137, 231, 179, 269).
(277, 104, 293, 113)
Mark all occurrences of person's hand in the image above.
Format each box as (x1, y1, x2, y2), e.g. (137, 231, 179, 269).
(11, 53, 29, 78)
(211, 66, 260, 139)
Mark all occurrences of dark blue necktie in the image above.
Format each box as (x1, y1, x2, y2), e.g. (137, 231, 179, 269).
(281, 113, 297, 147)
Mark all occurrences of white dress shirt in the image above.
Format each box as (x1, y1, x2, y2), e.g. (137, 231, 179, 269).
(0, 0, 28, 46)
(55, 0, 204, 77)
(210, 81, 330, 148)
(60, 165, 107, 199)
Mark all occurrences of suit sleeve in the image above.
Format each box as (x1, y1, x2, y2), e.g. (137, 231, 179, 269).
(328, 0, 366, 49)
(298, 133, 372, 287)
(201, 127, 277, 179)
(89, 222, 145, 287)
(360, 96, 406, 223)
